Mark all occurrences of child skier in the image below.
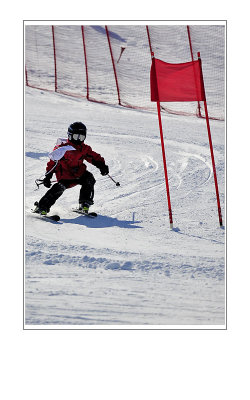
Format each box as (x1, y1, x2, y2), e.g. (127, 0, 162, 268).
(34, 122, 109, 215)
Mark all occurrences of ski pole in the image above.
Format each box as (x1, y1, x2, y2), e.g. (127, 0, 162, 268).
(34, 178, 57, 190)
(108, 174, 120, 186)
(34, 162, 58, 190)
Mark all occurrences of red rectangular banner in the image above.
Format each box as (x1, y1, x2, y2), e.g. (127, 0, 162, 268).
(150, 58, 205, 102)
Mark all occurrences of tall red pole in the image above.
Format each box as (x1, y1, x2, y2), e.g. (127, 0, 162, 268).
(105, 26, 121, 105)
(146, 34, 173, 228)
(151, 54, 173, 229)
(156, 100, 173, 229)
(187, 26, 202, 118)
(198, 52, 223, 226)
(146, 25, 153, 54)
(51, 25, 57, 92)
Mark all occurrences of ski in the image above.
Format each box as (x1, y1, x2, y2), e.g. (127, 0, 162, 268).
(41, 214, 60, 222)
(31, 210, 60, 222)
(31, 202, 60, 222)
(72, 209, 97, 218)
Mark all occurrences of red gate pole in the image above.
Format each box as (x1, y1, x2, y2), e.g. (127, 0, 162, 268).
(187, 26, 202, 118)
(151, 53, 173, 229)
(198, 52, 223, 227)
(51, 25, 57, 92)
(105, 25, 121, 105)
(156, 100, 174, 229)
(146, 34, 173, 228)
(146, 25, 153, 54)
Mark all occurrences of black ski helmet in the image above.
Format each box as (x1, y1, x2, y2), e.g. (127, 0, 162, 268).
(67, 122, 87, 143)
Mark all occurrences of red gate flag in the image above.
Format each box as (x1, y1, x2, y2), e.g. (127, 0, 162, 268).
(150, 57, 205, 102)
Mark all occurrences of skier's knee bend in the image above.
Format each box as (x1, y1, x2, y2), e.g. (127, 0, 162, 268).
(39, 182, 66, 212)
(47, 182, 66, 197)
(85, 172, 96, 187)
(54, 182, 67, 193)
(87, 175, 96, 187)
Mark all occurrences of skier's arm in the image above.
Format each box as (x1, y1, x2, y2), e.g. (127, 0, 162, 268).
(46, 159, 56, 178)
(43, 159, 56, 188)
(85, 148, 109, 175)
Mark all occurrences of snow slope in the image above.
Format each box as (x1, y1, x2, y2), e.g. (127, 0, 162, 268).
(25, 86, 225, 327)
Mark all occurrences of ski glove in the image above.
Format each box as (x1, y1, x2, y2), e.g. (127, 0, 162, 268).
(99, 164, 109, 176)
(43, 175, 52, 188)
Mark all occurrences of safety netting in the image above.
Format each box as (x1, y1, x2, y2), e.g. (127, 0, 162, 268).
(52, 25, 87, 97)
(106, 25, 152, 110)
(25, 25, 55, 91)
(187, 25, 225, 120)
(25, 24, 225, 120)
(82, 26, 118, 104)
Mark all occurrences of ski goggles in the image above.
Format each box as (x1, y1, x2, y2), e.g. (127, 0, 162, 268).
(71, 133, 86, 142)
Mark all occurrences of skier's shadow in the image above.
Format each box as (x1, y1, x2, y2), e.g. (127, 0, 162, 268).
(61, 214, 142, 229)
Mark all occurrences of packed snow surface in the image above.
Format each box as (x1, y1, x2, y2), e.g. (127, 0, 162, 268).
(25, 87, 225, 326)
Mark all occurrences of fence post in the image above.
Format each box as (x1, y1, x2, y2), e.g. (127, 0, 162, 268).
(81, 26, 89, 100)
(105, 25, 121, 105)
(25, 65, 29, 86)
(51, 25, 57, 92)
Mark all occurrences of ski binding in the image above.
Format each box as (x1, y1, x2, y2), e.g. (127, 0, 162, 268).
(72, 208, 97, 218)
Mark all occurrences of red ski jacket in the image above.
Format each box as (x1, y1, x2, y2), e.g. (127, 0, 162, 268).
(46, 139, 106, 184)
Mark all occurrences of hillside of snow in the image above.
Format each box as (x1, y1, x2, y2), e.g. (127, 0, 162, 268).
(25, 85, 225, 326)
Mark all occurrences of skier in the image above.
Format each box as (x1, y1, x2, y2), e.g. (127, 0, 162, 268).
(34, 122, 109, 216)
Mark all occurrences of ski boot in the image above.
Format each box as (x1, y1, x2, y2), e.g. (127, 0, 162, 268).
(78, 202, 91, 215)
(33, 201, 48, 216)
(73, 201, 97, 218)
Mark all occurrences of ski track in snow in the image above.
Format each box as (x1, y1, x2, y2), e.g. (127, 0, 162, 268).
(25, 88, 225, 326)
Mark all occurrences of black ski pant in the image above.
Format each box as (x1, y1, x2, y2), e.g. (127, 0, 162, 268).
(38, 170, 96, 212)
